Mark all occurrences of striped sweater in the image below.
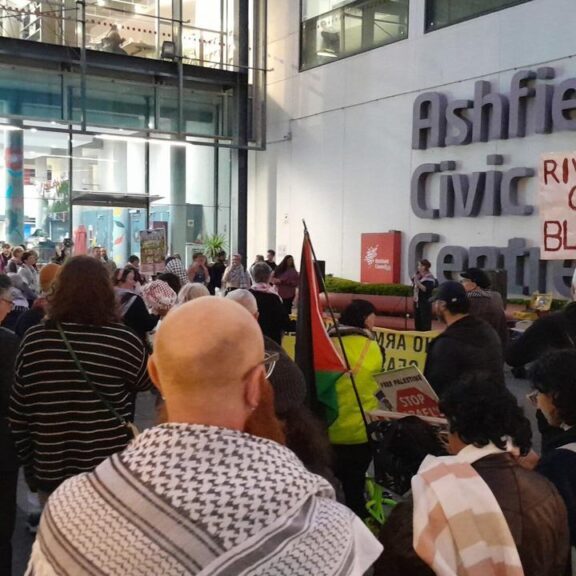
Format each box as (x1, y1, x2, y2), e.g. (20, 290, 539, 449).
(9, 321, 152, 492)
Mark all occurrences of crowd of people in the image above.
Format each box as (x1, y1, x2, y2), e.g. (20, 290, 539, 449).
(0, 244, 574, 575)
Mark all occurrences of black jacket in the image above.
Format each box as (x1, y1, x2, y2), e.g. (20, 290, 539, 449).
(120, 293, 159, 340)
(506, 309, 576, 367)
(536, 426, 576, 547)
(250, 290, 290, 345)
(0, 327, 19, 471)
(424, 315, 505, 397)
(375, 453, 570, 576)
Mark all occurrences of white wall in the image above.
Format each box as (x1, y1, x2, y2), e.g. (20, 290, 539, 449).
(251, 0, 576, 295)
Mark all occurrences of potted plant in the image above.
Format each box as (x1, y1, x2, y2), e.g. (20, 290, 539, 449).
(203, 233, 227, 263)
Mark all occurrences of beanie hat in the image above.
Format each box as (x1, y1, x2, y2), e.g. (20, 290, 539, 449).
(264, 336, 307, 416)
(460, 268, 491, 290)
(141, 280, 177, 314)
(39, 263, 61, 293)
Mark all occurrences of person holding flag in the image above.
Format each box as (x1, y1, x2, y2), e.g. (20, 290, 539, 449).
(328, 300, 384, 517)
(295, 225, 384, 518)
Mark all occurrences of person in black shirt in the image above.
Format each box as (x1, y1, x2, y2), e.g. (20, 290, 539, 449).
(249, 262, 289, 344)
(265, 249, 277, 271)
(208, 251, 227, 295)
(424, 281, 504, 397)
(411, 259, 436, 331)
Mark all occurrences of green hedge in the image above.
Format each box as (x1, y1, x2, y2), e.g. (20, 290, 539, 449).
(324, 276, 412, 297)
(325, 278, 569, 309)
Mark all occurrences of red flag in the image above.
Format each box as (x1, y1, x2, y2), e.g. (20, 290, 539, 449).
(295, 231, 347, 424)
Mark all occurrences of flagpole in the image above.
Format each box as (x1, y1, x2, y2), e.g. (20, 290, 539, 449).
(302, 220, 371, 434)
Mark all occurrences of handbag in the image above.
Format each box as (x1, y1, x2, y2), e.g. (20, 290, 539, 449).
(57, 323, 139, 440)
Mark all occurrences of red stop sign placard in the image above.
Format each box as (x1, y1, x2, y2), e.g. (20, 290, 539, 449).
(396, 387, 441, 417)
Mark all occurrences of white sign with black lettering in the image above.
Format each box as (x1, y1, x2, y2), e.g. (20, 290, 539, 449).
(373, 366, 441, 418)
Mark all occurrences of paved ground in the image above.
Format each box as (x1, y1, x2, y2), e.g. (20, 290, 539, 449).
(11, 391, 158, 576)
(11, 370, 537, 575)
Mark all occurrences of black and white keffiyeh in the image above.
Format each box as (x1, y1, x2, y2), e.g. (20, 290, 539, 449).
(27, 424, 382, 575)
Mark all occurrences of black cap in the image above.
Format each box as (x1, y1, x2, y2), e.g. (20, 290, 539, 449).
(460, 268, 491, 289)
(430, 281, 468, 305)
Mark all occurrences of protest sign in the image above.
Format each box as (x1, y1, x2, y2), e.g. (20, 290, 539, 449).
(283, 326, 438, 371)
(140, 229, 166, 274)
(373, 365, 441, 418)
(539, 152, 576, 259)
(373, 328, 438, 372)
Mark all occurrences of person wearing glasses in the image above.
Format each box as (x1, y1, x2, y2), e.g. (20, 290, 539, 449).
(0, 275, 19, 575)
(529, 350, 576, 558)
(27, 297, 383, 575)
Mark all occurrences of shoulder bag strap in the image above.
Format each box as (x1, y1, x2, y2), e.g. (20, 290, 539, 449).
(56, 322, 129, 428)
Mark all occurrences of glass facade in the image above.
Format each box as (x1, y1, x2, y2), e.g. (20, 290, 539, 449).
(0, 0, 237, 67)
(425, 0, 532, 32)
(0, 0, 265, 262)
(0, 127, 231, 265)
(300, 0, 409, 71)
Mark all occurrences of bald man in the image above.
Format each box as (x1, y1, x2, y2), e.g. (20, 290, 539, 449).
(27, 297, 382, 576)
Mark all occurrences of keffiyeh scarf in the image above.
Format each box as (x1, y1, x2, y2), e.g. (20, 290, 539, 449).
(28, 424, 382, 576)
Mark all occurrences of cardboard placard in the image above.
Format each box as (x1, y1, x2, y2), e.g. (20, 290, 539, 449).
(539, 152, 576, 259)
(140, 228, 166, 275)
(373, 365, 441, 418)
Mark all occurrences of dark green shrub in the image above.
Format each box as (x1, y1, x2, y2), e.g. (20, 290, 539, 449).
(324, 276, 412, 297)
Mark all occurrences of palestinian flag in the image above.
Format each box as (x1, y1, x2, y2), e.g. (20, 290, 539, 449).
(295, 231, 347, 425)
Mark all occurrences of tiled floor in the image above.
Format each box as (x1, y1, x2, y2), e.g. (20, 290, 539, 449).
(11, 372, 537, 575)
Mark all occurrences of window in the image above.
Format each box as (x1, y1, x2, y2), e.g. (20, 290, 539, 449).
(425, 0, 531, 32)
(300, 0, 409, 71)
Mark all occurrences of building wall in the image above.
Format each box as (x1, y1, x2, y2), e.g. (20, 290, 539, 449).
(251, 0, 576, 296)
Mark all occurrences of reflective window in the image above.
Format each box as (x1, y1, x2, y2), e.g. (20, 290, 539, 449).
(425, 0, 531, 32)
(0, 128, 231, 266)
(0, 0, 240, 68)
(301, 0, 409, 71)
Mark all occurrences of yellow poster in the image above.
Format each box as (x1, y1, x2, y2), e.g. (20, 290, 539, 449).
(282, 326, 438, 372)
(373, 327, 439, 372)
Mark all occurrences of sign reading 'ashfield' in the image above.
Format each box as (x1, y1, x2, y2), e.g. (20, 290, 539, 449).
(408, 67, 576, 296)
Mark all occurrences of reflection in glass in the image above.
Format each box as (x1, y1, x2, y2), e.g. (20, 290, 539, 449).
(300, 0, 409, 71)
(425, 0, 531, 32)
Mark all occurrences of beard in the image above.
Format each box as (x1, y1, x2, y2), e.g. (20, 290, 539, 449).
(244, 377, 286, 445)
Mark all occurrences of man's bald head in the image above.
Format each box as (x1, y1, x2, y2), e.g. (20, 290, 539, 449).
(150, 297, 265, 428)
(154, 296, 263, 391)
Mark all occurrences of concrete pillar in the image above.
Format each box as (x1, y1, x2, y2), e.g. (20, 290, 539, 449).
(5, 129, 24, 246)
(103, 141, 129, 264)
(169, 146, 187, 258)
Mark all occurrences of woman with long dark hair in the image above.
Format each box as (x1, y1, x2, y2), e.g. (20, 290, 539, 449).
(9, 256, 151, 501)
(271, 255, 299, 316)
